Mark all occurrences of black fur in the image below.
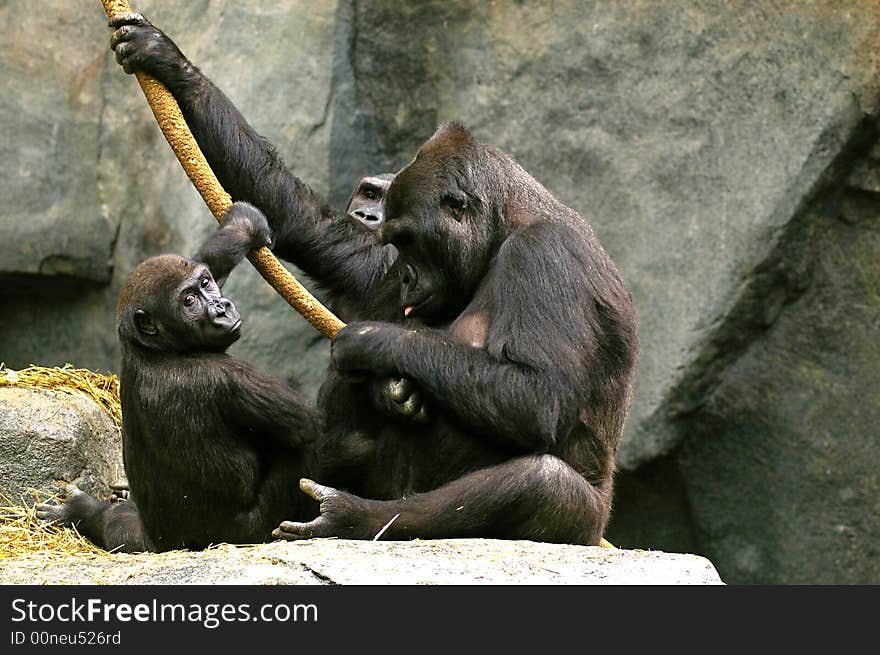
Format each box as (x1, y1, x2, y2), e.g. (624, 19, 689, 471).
(108, 15, 639, 545)
(36, 203, 319, 552)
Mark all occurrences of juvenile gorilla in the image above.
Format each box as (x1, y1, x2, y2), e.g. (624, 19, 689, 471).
(110, 15, 639, 545)
(346, 174, 394, 232)
(37, 203, 319, 552)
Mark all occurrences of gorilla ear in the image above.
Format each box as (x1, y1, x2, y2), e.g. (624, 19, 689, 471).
(134, 309, 158, 336)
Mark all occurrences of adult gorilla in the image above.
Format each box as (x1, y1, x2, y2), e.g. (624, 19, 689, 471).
(110, 14, 638, 545)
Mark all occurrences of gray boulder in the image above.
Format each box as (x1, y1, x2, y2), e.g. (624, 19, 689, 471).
(676, 156, 880, 585)
(0, 539, 723, 585)
(609, 141, 880, 584)
(0, 387, 123, 504)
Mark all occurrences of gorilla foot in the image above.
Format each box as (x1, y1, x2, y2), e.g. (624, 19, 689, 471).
(272, 479, 390, 541)
(34, 482, 86, 527)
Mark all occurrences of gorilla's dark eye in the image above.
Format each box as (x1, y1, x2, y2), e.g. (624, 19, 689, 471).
(443, 194, 467, 221)
(363, 189, 378, 201)
(200, 276, 210, 288)
(184, 294, 197, 307)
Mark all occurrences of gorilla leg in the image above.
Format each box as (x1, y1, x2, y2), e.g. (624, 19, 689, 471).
(230, 454, 319, 542)
(274, 455, 608, 546)
(36, 486, 152, 553)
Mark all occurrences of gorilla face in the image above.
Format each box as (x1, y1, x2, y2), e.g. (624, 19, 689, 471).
(173, 264, 242, 351)
(380, 126, 499, 324)
(346, 174, 395, 231)
(118, 255, 241, 353)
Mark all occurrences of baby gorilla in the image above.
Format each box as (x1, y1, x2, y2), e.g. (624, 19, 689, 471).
(37, 202, 319, 552)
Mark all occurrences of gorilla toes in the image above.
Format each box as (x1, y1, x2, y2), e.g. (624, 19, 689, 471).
(272, 520, 321, 541)
(109, 480, 130, 503)
(379, 377, 429, 422)
(272, 479, 376, 540)
(34, 500, 74, 527)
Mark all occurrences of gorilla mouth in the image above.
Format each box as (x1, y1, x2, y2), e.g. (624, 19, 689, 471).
(214, 318, 242, 334)
(403, 297, 430, 318)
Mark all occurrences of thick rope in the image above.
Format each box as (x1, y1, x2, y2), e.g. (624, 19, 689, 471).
(100, 0, 344, 339)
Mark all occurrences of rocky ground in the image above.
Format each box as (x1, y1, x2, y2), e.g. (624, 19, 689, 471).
(0, 540, 723, 585)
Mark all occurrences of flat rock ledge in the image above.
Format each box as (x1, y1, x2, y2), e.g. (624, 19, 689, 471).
(0, 539, 722, 585)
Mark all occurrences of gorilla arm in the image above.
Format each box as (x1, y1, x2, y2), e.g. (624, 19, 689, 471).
(217, 358, 320, 450)
(330, 229, 599, 452)
(109, 14, 392, 308)
(333, 323, 582, 452)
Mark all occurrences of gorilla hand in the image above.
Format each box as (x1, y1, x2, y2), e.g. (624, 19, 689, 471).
(330, 321, 408, 377)
(194, 202, 273, 286)
(109, 480, 130, 503)
(109, 13, 188, 83)
(220, 202, 273, 251)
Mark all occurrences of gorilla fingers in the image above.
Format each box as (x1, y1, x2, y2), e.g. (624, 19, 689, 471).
(194, 201, 273, 286)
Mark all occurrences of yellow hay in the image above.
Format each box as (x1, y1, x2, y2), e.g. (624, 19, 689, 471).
(0, 363, 121, 427)
(0, 364, 122, 558)
(0, 491, 106, 561)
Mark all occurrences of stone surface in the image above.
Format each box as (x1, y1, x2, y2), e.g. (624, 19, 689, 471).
(0, 387, 123, 504)
(677, 164, 880, 585)
(0, 3, 117, 283)
(0, 540, 723, 585)
(609, 141, 880, 584)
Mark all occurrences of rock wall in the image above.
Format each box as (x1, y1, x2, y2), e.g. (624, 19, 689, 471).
(1, 1, 878, 583)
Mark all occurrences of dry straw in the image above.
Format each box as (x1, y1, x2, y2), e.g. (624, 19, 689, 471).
(0, 364, 123, 558)
(0, 491, 106, 561)
(0, 363, 121, 427)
